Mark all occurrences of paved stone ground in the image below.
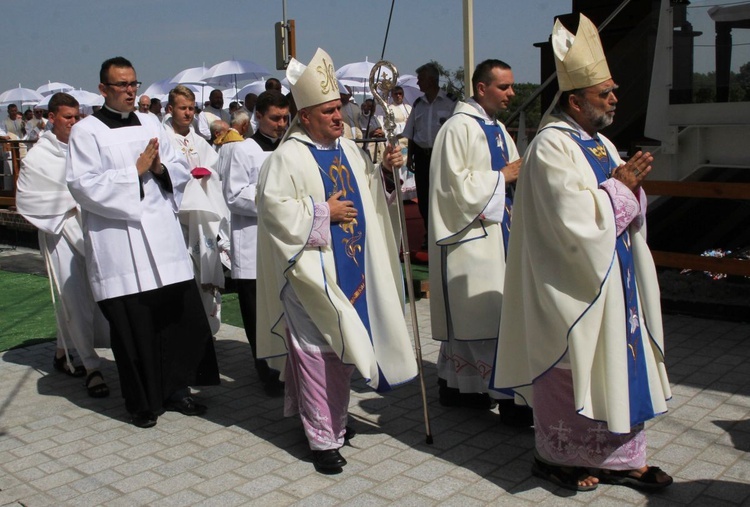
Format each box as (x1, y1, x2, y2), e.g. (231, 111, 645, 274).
(1, 246, 749, 506)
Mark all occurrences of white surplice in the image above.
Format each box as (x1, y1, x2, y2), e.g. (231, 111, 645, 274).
(66, 111, 193, 301)
(166, 121, 230, 335)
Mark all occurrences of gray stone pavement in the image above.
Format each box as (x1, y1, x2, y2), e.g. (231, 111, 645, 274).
(1, 245, 749, 506)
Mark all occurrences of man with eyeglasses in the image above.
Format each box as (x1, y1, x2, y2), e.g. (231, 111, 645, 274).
(66, 56, 220, 429)
(494, 16, 671, 491)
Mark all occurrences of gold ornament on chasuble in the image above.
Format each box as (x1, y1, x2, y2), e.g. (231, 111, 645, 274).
(328, 156, 364, 266)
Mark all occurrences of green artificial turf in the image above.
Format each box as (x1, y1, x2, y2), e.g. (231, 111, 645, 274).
(219, 292, 243, 328)
(0, 271, 57, 351)
(0, 261, 427, 351)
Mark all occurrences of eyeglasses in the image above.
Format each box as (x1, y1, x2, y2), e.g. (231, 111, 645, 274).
(103, 81, 142, 91)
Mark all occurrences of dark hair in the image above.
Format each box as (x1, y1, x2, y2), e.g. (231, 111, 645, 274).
(48, 92, 80, 114)
(100, 56, 134, 84)
(472, 59, 511, 95)
(415, 62, 440, 81)
(256, 90, 289, 115)
(559, 89, 586, 114)
(265, 78, 282, 91)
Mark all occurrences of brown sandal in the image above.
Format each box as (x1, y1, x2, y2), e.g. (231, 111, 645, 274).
(599, 466, 673, 491)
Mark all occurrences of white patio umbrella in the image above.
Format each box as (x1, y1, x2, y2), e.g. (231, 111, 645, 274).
(140, 78, 175, 98)
(397, 75, 422, 106)
(202, 59, 272, 97)
(36, 81, 75, 96)
(0, 85, 44, 107)
(170, 66, 210, 86)
(35, 89, 103, 109)
(335, 58, 376, 83)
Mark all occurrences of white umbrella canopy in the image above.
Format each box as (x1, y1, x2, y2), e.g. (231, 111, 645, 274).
(202, 59, 272, 88)
(170, 66, 210, 86)
(0, 85, 44, 107)
(140, 78, 175, 98)
(335, 58, 375, 83)
(397, 75, 422, 106)
(35, 89, 104, 109)
(36, 81, 75, 96)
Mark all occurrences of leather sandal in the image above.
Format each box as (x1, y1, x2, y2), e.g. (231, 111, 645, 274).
(53, 355, 86, 377)
(85, 371, 110, 398)
(531, 456, 598, 492)
(598, 466, 673, 491)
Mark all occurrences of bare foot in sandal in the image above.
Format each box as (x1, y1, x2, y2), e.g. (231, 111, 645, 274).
(532, 456, 599, 492)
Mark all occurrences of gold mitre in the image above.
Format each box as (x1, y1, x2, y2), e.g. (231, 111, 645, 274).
(286, 48, 340, 110)
(552, 14, 611, 91)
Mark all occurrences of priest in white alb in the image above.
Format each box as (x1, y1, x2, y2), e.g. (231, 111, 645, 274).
(429, 59, 531, 426)
(492, 15, 672, 492)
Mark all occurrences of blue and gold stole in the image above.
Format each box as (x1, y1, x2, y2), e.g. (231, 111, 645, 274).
(473, 118, 513, 256)
(308, 144, 392, 391)
(564, 130, 656, 428)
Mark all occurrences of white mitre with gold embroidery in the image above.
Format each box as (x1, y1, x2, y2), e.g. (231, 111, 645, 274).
(552, 14, 611, 91)
(286, 47, 340, 110)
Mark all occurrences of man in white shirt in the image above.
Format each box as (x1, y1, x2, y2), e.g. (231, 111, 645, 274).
(403, 63, 456, 243)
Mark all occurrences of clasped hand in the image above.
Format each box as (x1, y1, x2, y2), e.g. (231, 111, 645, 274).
(136, 138, 163, 176)
(612, 150, 653, 192)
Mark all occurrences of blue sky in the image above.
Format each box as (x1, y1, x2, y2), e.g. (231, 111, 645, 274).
(1, 0, 747, 97)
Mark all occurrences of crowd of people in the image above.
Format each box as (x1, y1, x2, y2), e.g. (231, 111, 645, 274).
(11, 13, 673, 490)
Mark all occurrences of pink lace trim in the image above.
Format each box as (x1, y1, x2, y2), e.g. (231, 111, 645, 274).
(308, 202, 330, 247)
(600, 179, 642, 236)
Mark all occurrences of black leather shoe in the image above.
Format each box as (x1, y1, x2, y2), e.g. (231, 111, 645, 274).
(312, 449, 347, 473)
(131, 412, 158, 428)
(344, 426, 356, 441)
(263, 378, 285, 398)
(498, 400, 534, 428)
(164, 396, 207, 416)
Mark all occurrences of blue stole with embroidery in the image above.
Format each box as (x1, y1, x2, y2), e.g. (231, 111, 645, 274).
(308, 144, 392, 392)
(473, 118, 512, 256)
(565, 131, 655, 428)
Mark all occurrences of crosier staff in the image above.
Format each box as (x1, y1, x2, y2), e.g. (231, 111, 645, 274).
(369, 61, 433, 444)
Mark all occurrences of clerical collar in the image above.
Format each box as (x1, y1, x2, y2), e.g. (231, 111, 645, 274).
(104, 104, 133, 119)
(94, 104, 141, 129)
(258, 131, 278, 144)
(300, 126, 338, 150)
(560, 112, 596, 141)
(466, 98, 492, 123)
(310, 137, 338, 150)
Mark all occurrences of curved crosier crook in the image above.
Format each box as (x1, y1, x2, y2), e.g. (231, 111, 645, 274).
(369, 60, 433, 444)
